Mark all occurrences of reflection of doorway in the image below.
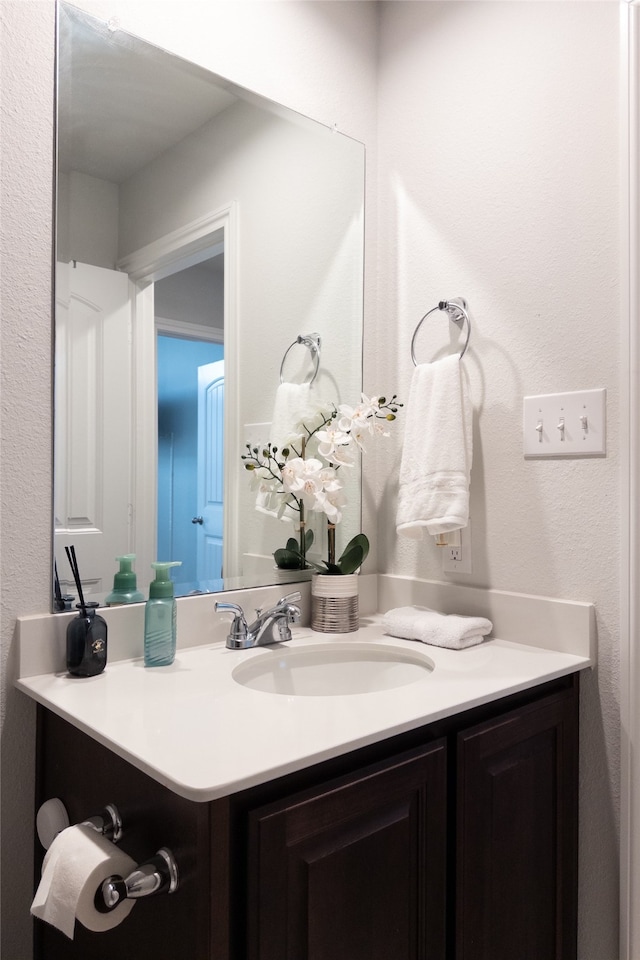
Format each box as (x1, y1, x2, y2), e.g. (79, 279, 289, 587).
(120, 202, 239, 589)
(154, 250, 224, 591)
(156, 338, 223, 589)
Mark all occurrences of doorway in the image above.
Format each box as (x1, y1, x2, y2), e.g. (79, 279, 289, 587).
(157, 337, 224, 590)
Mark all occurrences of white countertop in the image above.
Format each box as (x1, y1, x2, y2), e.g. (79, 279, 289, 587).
(16, 615, 591, 802)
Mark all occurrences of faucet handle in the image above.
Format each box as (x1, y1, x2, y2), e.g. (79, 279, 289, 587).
(255, 591, 302, 619)
(215, 601, 248, 646)
(278, 591, 302, 605)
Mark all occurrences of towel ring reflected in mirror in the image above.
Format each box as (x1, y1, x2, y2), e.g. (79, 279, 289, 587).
(410, 298, 471, 365)
(279, 332, 322, 384)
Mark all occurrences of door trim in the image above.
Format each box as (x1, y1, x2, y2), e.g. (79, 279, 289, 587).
(120, 202, 240, 583)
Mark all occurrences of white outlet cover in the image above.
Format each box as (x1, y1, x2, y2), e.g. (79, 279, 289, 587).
(442, 524, 472, 575)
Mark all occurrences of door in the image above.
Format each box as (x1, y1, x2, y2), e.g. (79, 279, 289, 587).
(54, 261, 133, 597)
(196, 360, 224, 584)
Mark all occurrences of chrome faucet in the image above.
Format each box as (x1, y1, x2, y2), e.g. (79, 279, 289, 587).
(215, 591, 302, 650)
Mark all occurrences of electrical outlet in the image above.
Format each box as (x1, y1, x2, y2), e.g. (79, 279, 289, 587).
(442, 524, 472, 575)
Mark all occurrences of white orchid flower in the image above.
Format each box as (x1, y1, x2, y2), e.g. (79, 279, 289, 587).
(345, 426, 371, 452)
(281, 456, 326, 508)
(318, 466, 344, 492)
(314, 485, 347, 523)
(338, 393, 379, 432)
(317, 425, 351, 459)
(327, 444, 355, 467)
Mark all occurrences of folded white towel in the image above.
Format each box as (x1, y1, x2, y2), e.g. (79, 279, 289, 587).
(396, 354, 473, 538)
(382, 606, 492, 650)
(257, 382, 315, 518)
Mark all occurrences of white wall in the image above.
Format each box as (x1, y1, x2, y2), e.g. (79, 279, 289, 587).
(0, 2, 377, 956)
(376, 3, 621, 958)
(0, 2, 624, 958)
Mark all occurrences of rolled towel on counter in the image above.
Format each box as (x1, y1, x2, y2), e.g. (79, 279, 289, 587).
(382, 606, 493, 650)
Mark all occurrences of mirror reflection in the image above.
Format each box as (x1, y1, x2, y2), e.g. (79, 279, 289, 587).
(54, 2, 365, 607)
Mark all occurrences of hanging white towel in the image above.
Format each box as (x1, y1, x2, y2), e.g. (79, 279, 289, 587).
(256, 382, 315, 519)
(382, 606, 492, 650)
(396, 354, 472, 538)
(271, 382, 315, 451)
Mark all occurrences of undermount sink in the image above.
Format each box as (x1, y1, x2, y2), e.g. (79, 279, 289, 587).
(231, 642, 435, 697)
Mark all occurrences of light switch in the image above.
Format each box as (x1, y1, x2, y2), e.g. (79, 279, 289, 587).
(523, 389, 606, 458)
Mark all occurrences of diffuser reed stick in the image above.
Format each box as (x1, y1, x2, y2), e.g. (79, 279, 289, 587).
(64, 545, 86, 617)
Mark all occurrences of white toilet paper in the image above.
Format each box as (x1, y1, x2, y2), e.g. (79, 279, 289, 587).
(31, 823, 137, 939)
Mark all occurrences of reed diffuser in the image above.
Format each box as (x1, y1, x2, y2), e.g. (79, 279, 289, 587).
(64, 546, 107, 677)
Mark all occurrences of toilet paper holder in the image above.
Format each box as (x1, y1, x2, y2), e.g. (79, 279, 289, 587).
(36, 797, 123, 849)
(36, 799, 179, 909)
(97, 846, 179, 912)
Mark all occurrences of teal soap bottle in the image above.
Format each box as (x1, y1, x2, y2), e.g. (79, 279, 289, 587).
(105, 554, 144, 606)
(144, 561, 181, 667)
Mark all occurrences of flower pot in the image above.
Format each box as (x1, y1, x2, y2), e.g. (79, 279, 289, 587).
(311, 573, 359, 633)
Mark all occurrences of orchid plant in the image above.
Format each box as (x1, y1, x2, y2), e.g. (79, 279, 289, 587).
(243, 393, 402, 574)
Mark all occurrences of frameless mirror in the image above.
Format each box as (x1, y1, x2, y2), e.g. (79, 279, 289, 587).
(54, 1, 365, 607)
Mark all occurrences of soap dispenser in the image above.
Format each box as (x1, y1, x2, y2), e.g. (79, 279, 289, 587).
(144, 561, 181, 667)
(105, 554, 144, 606)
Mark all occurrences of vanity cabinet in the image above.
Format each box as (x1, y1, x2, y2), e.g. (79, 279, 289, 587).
(33, 673, 578, 960)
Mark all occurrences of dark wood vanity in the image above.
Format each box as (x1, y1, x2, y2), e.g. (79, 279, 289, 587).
(34, 672, 578, 960)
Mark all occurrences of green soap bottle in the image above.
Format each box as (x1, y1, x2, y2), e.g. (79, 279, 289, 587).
(144, 561, 181, 667)
(105, 555, 144, 606)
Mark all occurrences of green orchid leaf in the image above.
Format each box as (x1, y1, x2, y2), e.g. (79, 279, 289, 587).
(339, 533, 369, 567)
(274, 548, 305, 570)
(336, 544, 365, 575)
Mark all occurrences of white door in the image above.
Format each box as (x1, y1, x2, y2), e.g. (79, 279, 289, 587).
(196, 361, 224, 583)
(54, 261, 133, 597)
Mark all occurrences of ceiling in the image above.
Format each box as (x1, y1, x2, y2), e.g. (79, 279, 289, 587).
(58, 6, 238, 183)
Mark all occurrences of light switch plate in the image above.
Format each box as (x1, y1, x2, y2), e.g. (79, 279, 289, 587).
(523, 389, 606, 458)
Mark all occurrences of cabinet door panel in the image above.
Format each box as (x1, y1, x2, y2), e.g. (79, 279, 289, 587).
(456, 686, 578, 960)
(247, 741, 447, 960)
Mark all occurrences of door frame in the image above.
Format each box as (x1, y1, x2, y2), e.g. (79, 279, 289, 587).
(622, 4, 639, 957)
(117, 201, 240, 582)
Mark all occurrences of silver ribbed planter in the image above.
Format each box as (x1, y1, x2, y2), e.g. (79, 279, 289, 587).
(311, 574, 359, 634)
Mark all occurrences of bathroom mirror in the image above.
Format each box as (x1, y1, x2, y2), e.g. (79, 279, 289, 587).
(54, 1, 365, 607)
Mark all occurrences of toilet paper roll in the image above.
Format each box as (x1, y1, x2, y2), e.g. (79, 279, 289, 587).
(31, 823, 137, 939)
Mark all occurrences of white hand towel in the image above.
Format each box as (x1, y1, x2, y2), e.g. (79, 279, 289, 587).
(257, 382, 315, 519)
(396, 354, 473, 538)
(270, 381, 314, 452)
(382, 606, 492, 650)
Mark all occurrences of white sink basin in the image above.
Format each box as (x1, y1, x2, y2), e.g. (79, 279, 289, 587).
(232, 642, 435, 696)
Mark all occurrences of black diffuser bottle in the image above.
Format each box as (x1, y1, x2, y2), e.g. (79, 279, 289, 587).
(66, 602, 107, 677)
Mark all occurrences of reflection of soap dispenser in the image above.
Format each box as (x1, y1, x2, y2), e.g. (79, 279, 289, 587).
(105, 554, 144, 606)
(144, 561, 181, 667)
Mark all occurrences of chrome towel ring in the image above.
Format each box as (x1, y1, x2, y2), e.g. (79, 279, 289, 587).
(279, 333, 321, 384)
(410, 298, 471, 365)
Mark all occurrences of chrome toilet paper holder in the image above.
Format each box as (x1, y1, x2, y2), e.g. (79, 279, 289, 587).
(96, 847, 179, 912)
(36, 797, 123, 849)
(36, 799, 179, 909)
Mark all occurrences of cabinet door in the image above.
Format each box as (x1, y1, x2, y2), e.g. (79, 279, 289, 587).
(456, 682, 578, 960)
(247, 741, 447, 960)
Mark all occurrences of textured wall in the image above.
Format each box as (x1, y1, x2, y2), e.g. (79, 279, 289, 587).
(0, 3, 56, 956)
(375, 4, 621, 958)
